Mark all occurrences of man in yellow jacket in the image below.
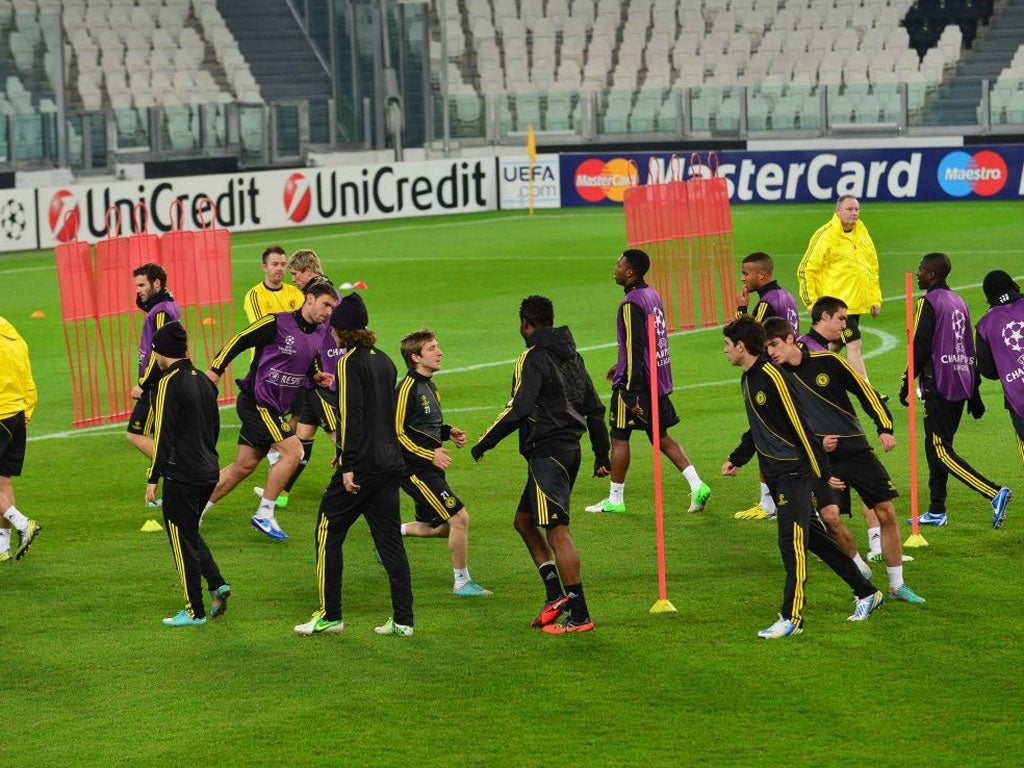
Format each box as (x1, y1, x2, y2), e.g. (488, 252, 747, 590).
(0, 316, 41, 561)
(797, 196, 882, 385)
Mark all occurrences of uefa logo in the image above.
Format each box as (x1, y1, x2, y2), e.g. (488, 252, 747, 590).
(48, 189, 81, 243)
(283, 172, 311, 222)
(936, 150, 1007, 198)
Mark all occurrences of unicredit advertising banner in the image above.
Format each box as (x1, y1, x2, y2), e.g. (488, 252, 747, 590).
(560, 146, 1024, 206)
(37, 158, 498, 247)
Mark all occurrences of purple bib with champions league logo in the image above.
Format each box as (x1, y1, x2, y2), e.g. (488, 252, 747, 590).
(242, 311, 323, 413)
(924, 288, 975, 402)
(977, 299, 1024, 417)
(138, 298, 181, 378)
(760, 285, 800, 335)
(797, 333, 827, 351)
(614, 284, 673, 396)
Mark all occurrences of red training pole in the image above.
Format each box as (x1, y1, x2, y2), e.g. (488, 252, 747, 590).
(648, 313, 676, 613)
(904, 271, 928, 548)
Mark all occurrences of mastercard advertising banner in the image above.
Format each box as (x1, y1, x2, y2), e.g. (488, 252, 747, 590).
(560, 146, 1024, 206)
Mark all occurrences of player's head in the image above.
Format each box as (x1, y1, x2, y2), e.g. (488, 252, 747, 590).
(616, 248, 650, 285)
(519, 295, 554, 338)
(151, 321, 188, 369)
(723, 315, 765, 364)
(835, 195, 860, 230)
(810, 296, 847, 324)
(289, 249, 323, 289)
(133, 263, 166, 301)
(401, 327, 441, 373)
(740, 251, 774, 291)
(763, 317, 800, 366)
(330, 292, 376, 348)
(917, 252, 951, 289)
(261, 245, 288, 287)
(982, 270, 1022, 307)
(302, 280, 338, 325)
(810, 296, 847, 342)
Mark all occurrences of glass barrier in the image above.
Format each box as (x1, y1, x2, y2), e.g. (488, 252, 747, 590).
(238, 104, 267, 164)
(910, 78, 978, 127)
(115, 107, 150, 150)
(986, 77, 1024, 126)
(274, 104, 300, 157)
(203, 103, 229, 149)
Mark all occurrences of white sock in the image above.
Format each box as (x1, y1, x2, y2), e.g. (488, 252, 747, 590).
(852, 553, 869, 573)
(609, 482, 625, 505)
(256, 497, 276, 518)
(759, 482, 776, 513)
(454, 567, 470, 588)
(2, 506, 29, 532)
(0, 528, 10, 552)
(267, 449, 281, 467)
(887, 566, 903, 592)
(867, 526, 881, 553)
(400, 523, 408, 536)
(682, 465, 702, 492)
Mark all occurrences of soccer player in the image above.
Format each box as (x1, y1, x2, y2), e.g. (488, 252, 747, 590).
(734, 251, 801, 521)
(902, 253, 1012, 528)
(295, 293, 414, 637)
(586, 248, 710, 515)
(721, 316, 884, 638)
(975, 271, 1024, 494)
(126, 263, 181, 463)
(764, 317, 924, 604)
(472, 295, 610, 634)
(145, 323, 231, 627)
(0, 315, 41, 561)
(243, 245, 304, 324)
(253, 249, 342, 510)
(797, 195, 882, 385)
(396, 328, 491, 596)
(203, 281, 338, 540)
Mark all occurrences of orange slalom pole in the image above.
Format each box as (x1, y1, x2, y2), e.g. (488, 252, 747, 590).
(905, 271, 928, 548)
(648, 313, 676, 613)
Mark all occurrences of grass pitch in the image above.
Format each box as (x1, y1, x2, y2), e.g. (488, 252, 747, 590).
(3, 200, 1024, 767)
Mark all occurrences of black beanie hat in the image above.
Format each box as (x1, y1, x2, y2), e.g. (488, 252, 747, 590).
(152, 322, 188, 357)
(330, 292, 368, 331)
(982, 270, 1022, 307)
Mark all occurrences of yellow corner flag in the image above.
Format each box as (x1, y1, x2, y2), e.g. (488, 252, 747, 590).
(526, 123, 537, 163)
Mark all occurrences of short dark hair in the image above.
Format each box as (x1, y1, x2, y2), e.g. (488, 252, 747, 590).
(400, 327, 435, 369)
(810, 296, 847, 324)
(723, 315, 765, 356)
(332, 328, 376, 349)
(921, 252, 951, 281)
(132, 262, 166, 286)
(519, 295, 554, 328)
(741, 251, 773, 274)
(622, 248, 650, 277)
(763, 317, 796, 342)
(305, 280, 337, 301)
(262, 245, 286, 264)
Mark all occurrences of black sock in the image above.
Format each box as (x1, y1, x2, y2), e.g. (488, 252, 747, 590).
(538, 561, 562, 602)
(284, 438, 314, 493)
(564, 582, 589, 622)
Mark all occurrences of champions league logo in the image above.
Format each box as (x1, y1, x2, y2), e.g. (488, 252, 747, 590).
(951, 308, 967, 355)
(1001, 321, 1024, 368)
(0, 199, 26, 241)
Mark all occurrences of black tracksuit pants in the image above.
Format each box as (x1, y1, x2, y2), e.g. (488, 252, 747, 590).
(163, 479, 225, 619)
(314, 471, 413, 626)
(771, 473, 877, 628)
(923, 394, 1000, 512)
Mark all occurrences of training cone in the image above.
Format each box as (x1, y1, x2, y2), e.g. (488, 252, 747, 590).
(202, 317, 215, 325)
(339, 282, 354, 290)
(904, 533, 928, 548)
(649, 599, 677, 614)
(353, 280, 368, 289)
(140, 519, 163, 533)
(30, 310, 45, 318)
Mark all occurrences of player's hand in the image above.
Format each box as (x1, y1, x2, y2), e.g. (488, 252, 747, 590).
(737, 285, 749, 309)
(131, 385, 144, 400)
(721, 461, 738, 476)
(343, 471, 360, 494)
(828, 475, 847, 490)
(449, 427, 467, 448)
(605, 365, 616, 382)
(968, 393, 985, 420)
(433, 448, 452, 470)
(870, 304, 881, 318)
(145, 482, 158, 504)
(878, 432, 896, 452)
(206, 369, 221, 386)
(470, 445, 484, 463)
(823, 435, 839, 452)
(898, 375, 909, 407)
(313, 372, 334, 389)
(594, 455, 610, 477)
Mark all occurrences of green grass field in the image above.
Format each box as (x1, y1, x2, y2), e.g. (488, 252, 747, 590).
(3, 201, 1023, 767)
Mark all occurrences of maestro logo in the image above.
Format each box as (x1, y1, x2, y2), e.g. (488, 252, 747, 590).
(937, 150, 1007, 197)
(283, 172, 311, 222)
(48, 189, 81, 243)
(574, 158, 636, 203)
